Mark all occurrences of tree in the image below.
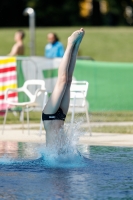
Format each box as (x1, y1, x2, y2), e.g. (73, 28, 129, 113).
(0, 0, 133, 27)
(102, 0, 133, 26)
(26, 0, 84, 26)
(0, 0, 27, 27)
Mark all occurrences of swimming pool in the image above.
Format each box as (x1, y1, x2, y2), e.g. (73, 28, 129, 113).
(0, 142, 133, 200)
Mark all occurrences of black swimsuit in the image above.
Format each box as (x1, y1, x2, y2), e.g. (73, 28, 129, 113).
(42, 108, 66, 121)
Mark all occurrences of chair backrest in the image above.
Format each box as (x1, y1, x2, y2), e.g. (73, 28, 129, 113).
(23, 80, 45, 89)
(70, 81, 89, 107)
(22, 79, 46, 101)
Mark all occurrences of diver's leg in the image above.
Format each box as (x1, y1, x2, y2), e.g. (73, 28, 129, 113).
(60, 28, 85, 114)
(43, 29, 83, 114)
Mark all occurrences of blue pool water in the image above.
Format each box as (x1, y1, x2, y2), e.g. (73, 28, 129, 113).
(0, 142, 133, 200)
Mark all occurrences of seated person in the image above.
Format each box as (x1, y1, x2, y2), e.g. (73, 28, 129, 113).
(44, 33, 64, 58)
(8, 30, 25, 56)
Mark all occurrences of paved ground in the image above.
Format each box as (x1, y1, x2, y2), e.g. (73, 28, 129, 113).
(0, 123, 133, 147)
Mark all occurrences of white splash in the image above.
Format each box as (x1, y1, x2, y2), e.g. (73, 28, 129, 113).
(39, 120, 88, 167)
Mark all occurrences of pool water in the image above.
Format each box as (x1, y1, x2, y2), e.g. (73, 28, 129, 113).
(0, 142, 133, 200)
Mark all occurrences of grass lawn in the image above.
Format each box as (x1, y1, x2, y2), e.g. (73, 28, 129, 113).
(91, 126, 133, 134)
(0, 27, 133, 62)
(1, 111, 133, 124)
(1, 111, 133, 134)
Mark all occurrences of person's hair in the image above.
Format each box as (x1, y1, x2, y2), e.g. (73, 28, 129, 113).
(52, 33, 59, 42)
(17, 30, 25, 39)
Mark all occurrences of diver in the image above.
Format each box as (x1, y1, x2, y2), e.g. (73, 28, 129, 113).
(42, 28, 85, 146)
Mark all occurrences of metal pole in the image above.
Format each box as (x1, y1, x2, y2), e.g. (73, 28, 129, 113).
(23, 7, 36, 56)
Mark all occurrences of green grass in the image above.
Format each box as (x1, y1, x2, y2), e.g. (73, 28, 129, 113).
(1, 111, 133, 133)
(89, 111, 133, 122)
(92, 126, 133, 134)
(1, 111, 133, 124)
(0, 27, 133, 62)
(0, 111, 41, 124)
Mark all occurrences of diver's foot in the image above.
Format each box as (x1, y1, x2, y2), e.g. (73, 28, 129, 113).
(74, 28, 85, 49)
(68, 28, 84, 46)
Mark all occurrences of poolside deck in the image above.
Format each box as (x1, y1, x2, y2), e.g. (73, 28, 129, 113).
(0, 123, 133, 147)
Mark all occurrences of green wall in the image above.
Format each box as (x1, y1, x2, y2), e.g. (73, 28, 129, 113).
(74, 60, 133, 111)
(16, 58, 133, 111)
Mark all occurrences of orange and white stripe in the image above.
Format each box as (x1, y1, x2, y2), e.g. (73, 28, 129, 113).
(0, 57, 18, 110)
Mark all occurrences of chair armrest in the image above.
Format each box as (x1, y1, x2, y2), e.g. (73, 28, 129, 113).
(4, 87, 24, 100)
(34, 88, 46, 97)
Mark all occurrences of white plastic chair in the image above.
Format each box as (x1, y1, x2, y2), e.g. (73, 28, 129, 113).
(2, 79, 46, 134)
(69, 81, 91, 135)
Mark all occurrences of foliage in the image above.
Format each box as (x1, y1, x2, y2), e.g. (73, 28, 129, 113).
(29, 0, 82, 26)
(0, 0, 27, 26)
(103, 0, 133, 26)
(0, 0, 133, 26)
